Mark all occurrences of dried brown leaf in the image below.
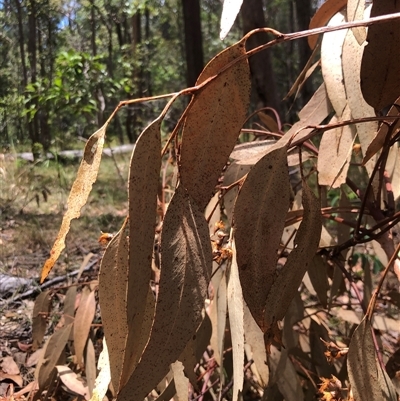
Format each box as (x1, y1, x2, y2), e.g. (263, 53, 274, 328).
(170, 361, 188, 401)
(56, 365, 90, 400)
(269, 347, 304, 401)
(74, 286, 96, 367)
(231, 140, 314, 167)
(347, 318, 397, 401)
(244, 304, 269, 387)
(347, 0, 367, 44)
(227, 242, 244, 401)
(98, 220, 129, 391)
(234, 146, 291, 330)
(63, 286, 77, 326)
(117, 185, 212, 400)
(308, 0, 347, 49)
(318, 108, 356, 188)
(120, 118, 161, 388)
(40, 125, 107, 282)
(1, 356, 19, 375)
(217, 270, 228, 364)
(342, 20, 378, 175)
(321, 11, 347, 117)
(35, 323, 73, 389)
(360, 0, 400, 111)
(0, 372, 23, 387)
(154, 379, 176, 401)
(90, 338, 111, 401)
(32, 291, 51, 351)
(258, 112, 280, 132)
(263, 182, 321, 341)
(283, 83, 333, 147)
(180, 40, 251, 210)
(223, 162, 251, 222)
(309, 319, 334, 378)
(307, 254, 329, 308)
(179, 313, 212, 387)
(85, 338, 96, 397)
(363, 97, 400, 164)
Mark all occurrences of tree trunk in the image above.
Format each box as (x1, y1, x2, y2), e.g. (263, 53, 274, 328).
(181, 0, 204, 87)
(27, 0, 40, 153)
(241, 0, 281, 114)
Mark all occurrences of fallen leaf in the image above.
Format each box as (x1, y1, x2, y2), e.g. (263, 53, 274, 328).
(56, 365, 89, 400)
(1, 356, 19, 375)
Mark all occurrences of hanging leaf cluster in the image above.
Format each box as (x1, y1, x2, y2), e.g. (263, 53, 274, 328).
(36, 1, 400, 400)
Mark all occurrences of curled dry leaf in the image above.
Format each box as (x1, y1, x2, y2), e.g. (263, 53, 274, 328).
(40, 124, 107, 282)
(360, 0, 400, 111)
(120, 118, 161, 388)
(98, 220, 129, 392)
(117, 185, 212, 401)
(227, 241, 244, 401)
(74, 286, 96, 367)
(180, 39, 251, 210)
(32, 290, 51, 351)
(234, 145, 291, 331)
(347, 317, 397, 401)
(262, 181, 321, 344)
(308, 0, 347, 49)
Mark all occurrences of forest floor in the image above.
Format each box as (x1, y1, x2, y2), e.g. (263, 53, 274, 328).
(0, 152, 129, 398)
